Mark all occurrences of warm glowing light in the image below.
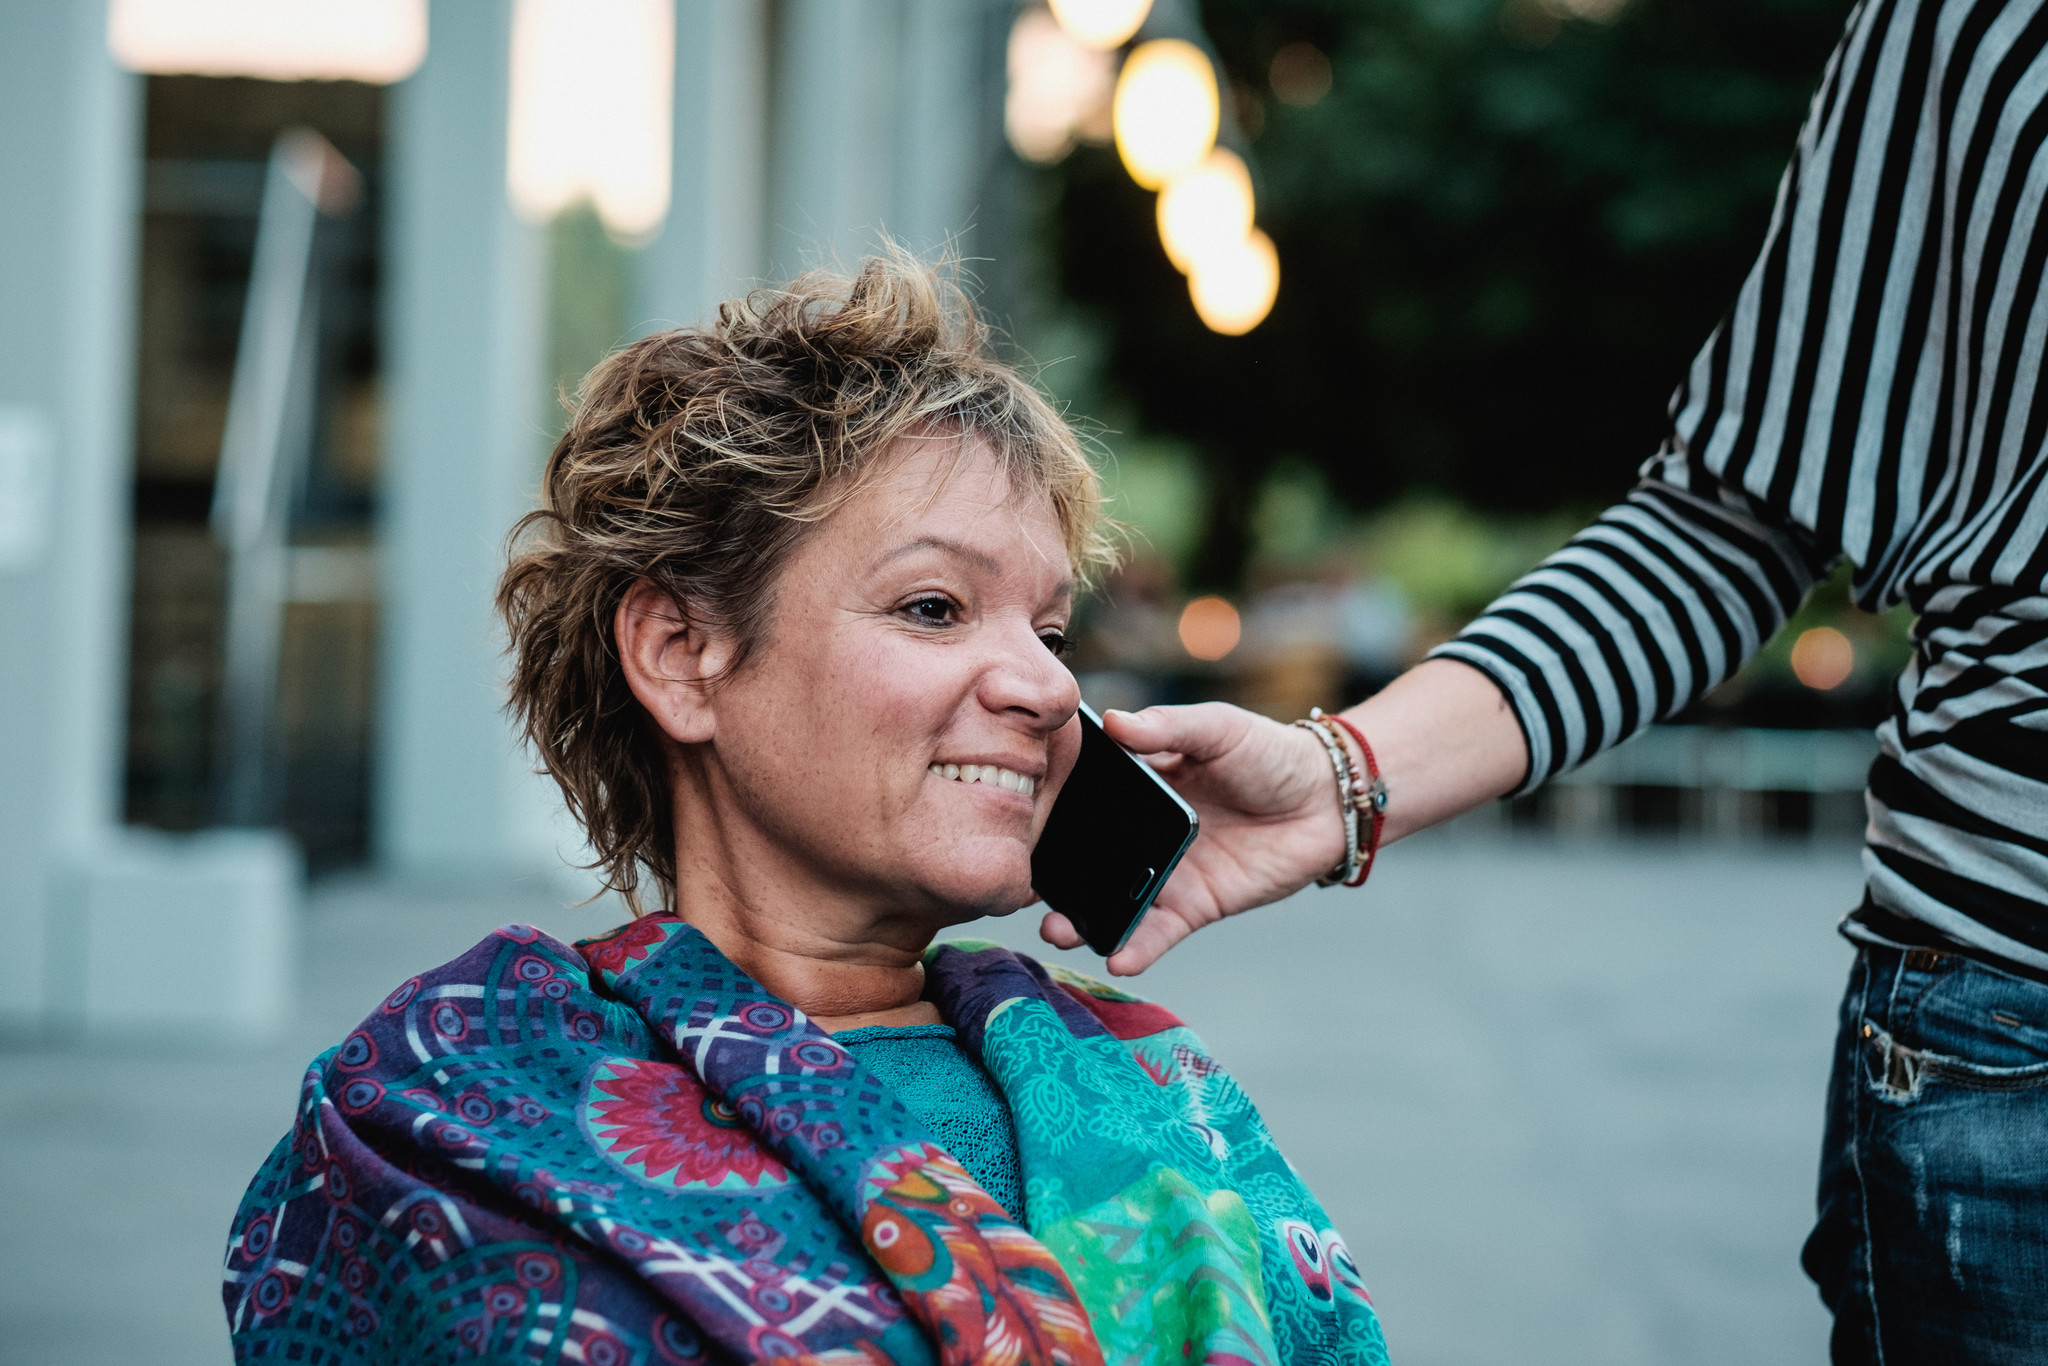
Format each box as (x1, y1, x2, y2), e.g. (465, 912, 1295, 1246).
(1156, 149, 1254, 275)
(1791, 626, 1855, 691)
(1189, 228, 1279, 335)
(1268, 42, 1332, 107)
(107, 0, 426, 82)
(507, 0, 675, 243)
(1179, 596, 1242, 661)
(1113, 39, 1220, 190)
(1048, 0, 1153, 49)
(1547, 0, 1630, 20)
(1006, 8, 1115, 166)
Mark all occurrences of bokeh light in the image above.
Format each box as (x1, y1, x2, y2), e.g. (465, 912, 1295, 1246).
(1156, 148, 1254, 275)
(506, 0, 674, 243)
(1268, 42, 1332, 107)
(1189, 228, 1279, 335)
(1113, 39, 1220, 190)
(1005, 7, 1115, 166)
(1178, 595, 1242, 661)
(1791, 626, 1855, 690)
(107, 0, 427, 82)
(1048, 0, 1152, 50)
(1550, 0, 1632, 20)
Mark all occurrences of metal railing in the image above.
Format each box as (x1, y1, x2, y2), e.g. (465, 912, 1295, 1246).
(1535, 725, 1878, 840)
(209, 128, 360, 827)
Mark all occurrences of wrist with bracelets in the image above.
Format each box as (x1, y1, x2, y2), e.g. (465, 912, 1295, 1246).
(1290, 706, 1387, 888)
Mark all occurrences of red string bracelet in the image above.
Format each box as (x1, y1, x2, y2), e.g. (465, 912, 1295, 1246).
(1324, 711, 1386, 888)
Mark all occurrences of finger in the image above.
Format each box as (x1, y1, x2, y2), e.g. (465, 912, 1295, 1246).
(1101, 702, 1252, 763)
(1102, 907, 1196, 975)
(1038, 910, 1083, 950)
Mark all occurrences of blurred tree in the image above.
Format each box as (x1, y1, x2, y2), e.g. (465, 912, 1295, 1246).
(1046, 0, 1855, 587)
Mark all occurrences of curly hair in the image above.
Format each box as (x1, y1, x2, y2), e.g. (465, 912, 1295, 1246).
(497, 253, 1117, 913)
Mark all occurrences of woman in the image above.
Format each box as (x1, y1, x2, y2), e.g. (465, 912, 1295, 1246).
(221, 257, 1387, 1366)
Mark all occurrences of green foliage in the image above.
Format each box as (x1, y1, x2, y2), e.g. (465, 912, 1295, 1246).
(1046, 0, 1854, 585)
(1251, 460, 1350, 565)
(1357, 495, 1578, 619)
(1101, 437, 1213, 569)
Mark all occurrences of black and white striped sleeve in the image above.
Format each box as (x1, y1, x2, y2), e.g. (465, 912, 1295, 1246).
(1430, 455, 1832, 794)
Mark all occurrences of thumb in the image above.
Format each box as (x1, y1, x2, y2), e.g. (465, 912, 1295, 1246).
(1101, 701, 1253, 762)
(1101, 907, 1196, 975)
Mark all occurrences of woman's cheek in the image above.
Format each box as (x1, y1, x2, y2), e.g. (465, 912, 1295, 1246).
(862, 632, 962, 713)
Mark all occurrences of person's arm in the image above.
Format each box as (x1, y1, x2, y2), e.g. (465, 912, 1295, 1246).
(1050, 464, 1832, 973)
(1049, 467, 1838, 974)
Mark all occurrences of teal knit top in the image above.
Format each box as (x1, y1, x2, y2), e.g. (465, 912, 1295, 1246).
(832, 1023, 1024, 1221)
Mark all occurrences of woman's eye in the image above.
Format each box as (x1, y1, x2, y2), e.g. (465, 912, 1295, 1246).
(903, 596, 957, 625)
(1040, 630, 1070, 657)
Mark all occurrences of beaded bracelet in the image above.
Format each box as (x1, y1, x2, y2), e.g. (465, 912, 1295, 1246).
(1294, 708, 1389, 888)
(1292, 715, 1359, 887)
(1318, 708, 1387, 888)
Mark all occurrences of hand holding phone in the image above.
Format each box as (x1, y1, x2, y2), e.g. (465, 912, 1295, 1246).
(1030, 702, 1199, 956)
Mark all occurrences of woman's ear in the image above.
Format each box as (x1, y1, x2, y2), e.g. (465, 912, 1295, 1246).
(615, 578, 731, 746)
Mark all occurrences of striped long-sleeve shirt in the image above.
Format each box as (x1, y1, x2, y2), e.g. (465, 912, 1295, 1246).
(1434, 0, 2048, 978)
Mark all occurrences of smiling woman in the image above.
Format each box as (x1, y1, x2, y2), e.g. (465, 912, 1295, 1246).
(220, 255, 1389, 1366)
(499, 253, 1111, 923)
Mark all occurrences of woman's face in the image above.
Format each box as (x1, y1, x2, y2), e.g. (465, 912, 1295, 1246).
(690, 433, 1083, 925)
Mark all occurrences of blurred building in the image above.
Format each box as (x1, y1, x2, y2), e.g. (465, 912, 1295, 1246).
(0, 0, 1013, 1033)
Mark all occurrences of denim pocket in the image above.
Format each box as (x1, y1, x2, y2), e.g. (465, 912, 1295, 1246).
(1862, 1019, 2048, 1099)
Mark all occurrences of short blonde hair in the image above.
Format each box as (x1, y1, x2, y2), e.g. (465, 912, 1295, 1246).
(497, 253, 1115, 912)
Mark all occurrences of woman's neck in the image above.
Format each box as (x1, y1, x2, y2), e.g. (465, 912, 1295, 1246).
(663, 750, 955, 1032)
(669, 837, 945, 1034)
(690, 909, 942, 1033)
(677, 899, 944, 1033)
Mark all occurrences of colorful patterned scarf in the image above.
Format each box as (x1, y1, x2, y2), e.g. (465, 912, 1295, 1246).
(224, 914, 1388, 1365)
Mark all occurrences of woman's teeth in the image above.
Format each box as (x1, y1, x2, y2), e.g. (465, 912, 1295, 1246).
(929, 763, 1036, 796)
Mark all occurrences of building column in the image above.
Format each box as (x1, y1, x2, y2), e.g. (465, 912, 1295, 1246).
(635, 0, 771, 333)
(0, 4, 141, 1024)
(768, 0, 1000, 278)
(643, 0, 995, 332)
(378, 0, 559, 878)
(893, 0, 995, 258)
(767, 0, 903, 278)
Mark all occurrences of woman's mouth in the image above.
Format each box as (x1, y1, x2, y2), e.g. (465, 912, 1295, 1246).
(928, 763, 1037, 796)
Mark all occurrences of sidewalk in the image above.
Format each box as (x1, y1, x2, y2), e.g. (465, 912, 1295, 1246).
(0, 833, 1856, 1365)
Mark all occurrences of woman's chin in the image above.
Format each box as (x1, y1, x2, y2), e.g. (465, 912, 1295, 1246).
(896, 834, 1035, 913)
(956, 897, 1030, 926)
(904, 863, 1037, 926)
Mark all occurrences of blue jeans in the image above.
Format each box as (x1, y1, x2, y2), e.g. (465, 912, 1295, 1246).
(1803, 945, 2048, 1363)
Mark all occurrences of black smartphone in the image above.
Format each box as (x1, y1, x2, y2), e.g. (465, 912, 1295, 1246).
(1030, 701, 1200, 956)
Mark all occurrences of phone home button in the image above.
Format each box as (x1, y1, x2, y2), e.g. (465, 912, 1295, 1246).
(1127, 867, 1156, 901)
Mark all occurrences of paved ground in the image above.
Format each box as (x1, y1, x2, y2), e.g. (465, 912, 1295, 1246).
(0, 831, 1862, 1365)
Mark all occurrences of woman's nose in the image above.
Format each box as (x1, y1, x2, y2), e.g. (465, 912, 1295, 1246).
(980, 619, 1080, 730)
